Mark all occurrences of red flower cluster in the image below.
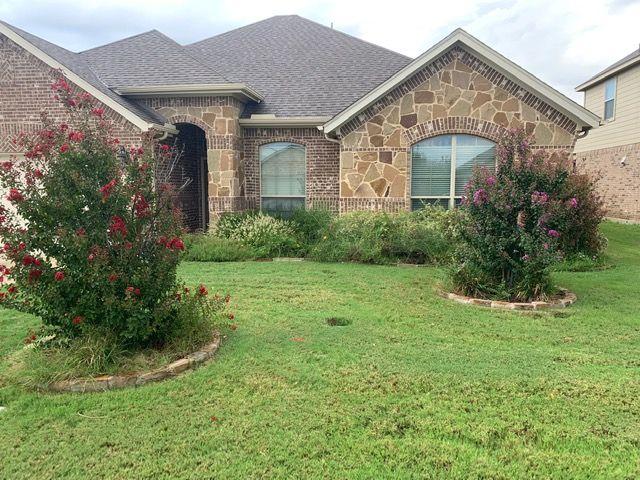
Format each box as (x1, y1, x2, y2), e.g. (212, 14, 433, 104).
(28, 269, 43, 281)
(107, 273, 118, 283)
(133, 194, 150, 217)
(54, 271, 65, 281)
(109, 215, 128, 237)
(22, 255, 42, 267)
(159, 236, 184, 251)
(2, 161, 13, 170)
(91, 107, 105, 117)
(7, 188, 24, 202)
(76, 227, 86, 237)
(51, 77, 70, 93)
(197, 284, 208, 296)
(67, 131, 85, 142)
(126, 286, 141, 296)
(72, 316, 82, 325)
(59, 143, 70, 153)
(99, 179, 117, 201)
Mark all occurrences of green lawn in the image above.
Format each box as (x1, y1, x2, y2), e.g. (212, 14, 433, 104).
(1, 222, 639, 479)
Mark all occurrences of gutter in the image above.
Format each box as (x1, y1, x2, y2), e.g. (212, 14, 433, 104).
(115, 83, 264, 103)
(239, 116, 331, 127)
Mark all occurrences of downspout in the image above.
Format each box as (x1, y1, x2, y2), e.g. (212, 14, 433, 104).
(317, 125, 341, 144)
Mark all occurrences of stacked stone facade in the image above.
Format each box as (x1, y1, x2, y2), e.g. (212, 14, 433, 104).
(137, 97, 246, 218)
(574, 143, 640, 220)
(337, 48, 578, 213)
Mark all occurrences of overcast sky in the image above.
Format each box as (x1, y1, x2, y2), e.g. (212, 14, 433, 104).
(1, 0, 639, 102)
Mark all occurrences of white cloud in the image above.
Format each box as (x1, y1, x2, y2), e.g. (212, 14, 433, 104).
(1, 0, 638, 101)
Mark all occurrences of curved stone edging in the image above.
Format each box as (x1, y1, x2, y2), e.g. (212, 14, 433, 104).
(44, 334, 221, 393)
(443, 288, 577, 310)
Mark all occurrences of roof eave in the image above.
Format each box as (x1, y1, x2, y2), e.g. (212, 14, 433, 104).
(239, 116, 331, 127)
(324, 29, 600, 134)
(115, 83, 264, 103)
(575, 55, 640, 92)
(0, 22, 160, 133)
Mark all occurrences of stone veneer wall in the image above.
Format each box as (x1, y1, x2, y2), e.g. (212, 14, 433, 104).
(243, 127, 341, 212)
(338, 47, 579, 213)
(137, 96, 247, 218)
(0, 33, 143, 154)
(574, 142, 640, 220)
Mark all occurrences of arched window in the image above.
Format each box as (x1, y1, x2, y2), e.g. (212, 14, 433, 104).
(411, 134, 496, 209)
(260, 142, 306, 216)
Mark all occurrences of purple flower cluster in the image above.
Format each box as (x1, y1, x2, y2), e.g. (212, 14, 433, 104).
(567, 197, 579, 209)
(531, 191, 549, 205)
(547, 229, 560, 238)
(473, 188, 489, 206)
(486, 176, 497, 186)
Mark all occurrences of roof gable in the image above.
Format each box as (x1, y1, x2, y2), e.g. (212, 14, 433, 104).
(324, 29, 600, 134)
(187, 15, 412, 118)
(80, 30, 229, 88)
(0, 20, 169, 131)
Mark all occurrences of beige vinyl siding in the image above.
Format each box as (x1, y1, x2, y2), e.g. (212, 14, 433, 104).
(574, 62, 640, 153)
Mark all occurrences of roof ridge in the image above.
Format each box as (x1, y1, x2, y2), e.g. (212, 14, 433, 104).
(289, 15, 413, 61)
(150, 29, 233, 84)
(79, 29, 162, 54)
(187, 16, 287, 47)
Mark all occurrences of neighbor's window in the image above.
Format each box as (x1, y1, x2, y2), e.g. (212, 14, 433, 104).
(260, 142, 305, 216)
(604, 77, 616, 121)
(411, 134, 496, 210)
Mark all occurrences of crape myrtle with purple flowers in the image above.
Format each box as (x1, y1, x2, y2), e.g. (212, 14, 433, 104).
(452, 128, 604, 301)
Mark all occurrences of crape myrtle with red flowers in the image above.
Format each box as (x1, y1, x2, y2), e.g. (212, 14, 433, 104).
(0, 76, 220, 346)
(451, 128, 604, 301)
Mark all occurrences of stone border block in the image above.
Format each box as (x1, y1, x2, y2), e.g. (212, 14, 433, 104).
(43, 334, 221, 393)
(442, 288, 576, 311)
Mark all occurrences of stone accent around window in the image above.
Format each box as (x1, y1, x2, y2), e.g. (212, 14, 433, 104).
(339, 53, 578, 207)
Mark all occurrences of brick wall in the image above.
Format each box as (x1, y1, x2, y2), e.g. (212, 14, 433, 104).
(243, 127, 340, 212)
(575, 143, 640, 220)
(0, 33, 143, 154)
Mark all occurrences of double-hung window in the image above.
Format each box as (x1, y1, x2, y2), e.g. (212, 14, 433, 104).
(604, 77, 616, 121)
(260, 142, 305, 216)
(411, 134, 496, 209)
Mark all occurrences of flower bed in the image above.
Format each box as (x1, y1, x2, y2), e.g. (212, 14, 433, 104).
(442, 288, 576, 310)
(43, 334, 221, 393)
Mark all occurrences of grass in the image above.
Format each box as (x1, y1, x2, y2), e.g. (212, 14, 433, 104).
(0, 221, 638, 478)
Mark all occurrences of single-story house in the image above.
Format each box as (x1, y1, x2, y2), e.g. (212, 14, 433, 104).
(0, 15, 600, 229)
(574, 45, 640, 221)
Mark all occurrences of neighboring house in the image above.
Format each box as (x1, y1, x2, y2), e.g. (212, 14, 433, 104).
(574, 47, 640, 220)
(0, 15, 599, 230)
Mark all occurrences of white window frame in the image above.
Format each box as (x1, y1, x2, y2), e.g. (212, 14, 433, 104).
(603, 77, 617, 122)
(411, 135, 496, 209)
(259, 142, 306, 214)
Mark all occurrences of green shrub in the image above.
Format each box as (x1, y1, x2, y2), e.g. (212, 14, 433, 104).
(289, 208, 334, 253)
(212, 210, 259, 238)
(227, 212, 301, 258)
(310, 207, 457, 264)
(183, 235, 256, 262)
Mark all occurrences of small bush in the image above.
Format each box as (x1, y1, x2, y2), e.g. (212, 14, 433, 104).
(288, 208, 334, 253)
(226, 212, 301, 258)
(212, 210, 259, 238)
(310, 207, 457, 264)
(183, 235, 256, 262)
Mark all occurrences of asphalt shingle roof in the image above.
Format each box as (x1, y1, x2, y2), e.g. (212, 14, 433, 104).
(80, 30, 229, 88)
(581, 47, 640, 86)
(187, 15, 412, 117)
(0, 21, 167, 125)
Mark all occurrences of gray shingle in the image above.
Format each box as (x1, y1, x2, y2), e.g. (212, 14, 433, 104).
(582, 48, 640, 86)
(187, 15, 412, 118)
(80, 30, 229, 87)
(0, 20, 167, 126)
